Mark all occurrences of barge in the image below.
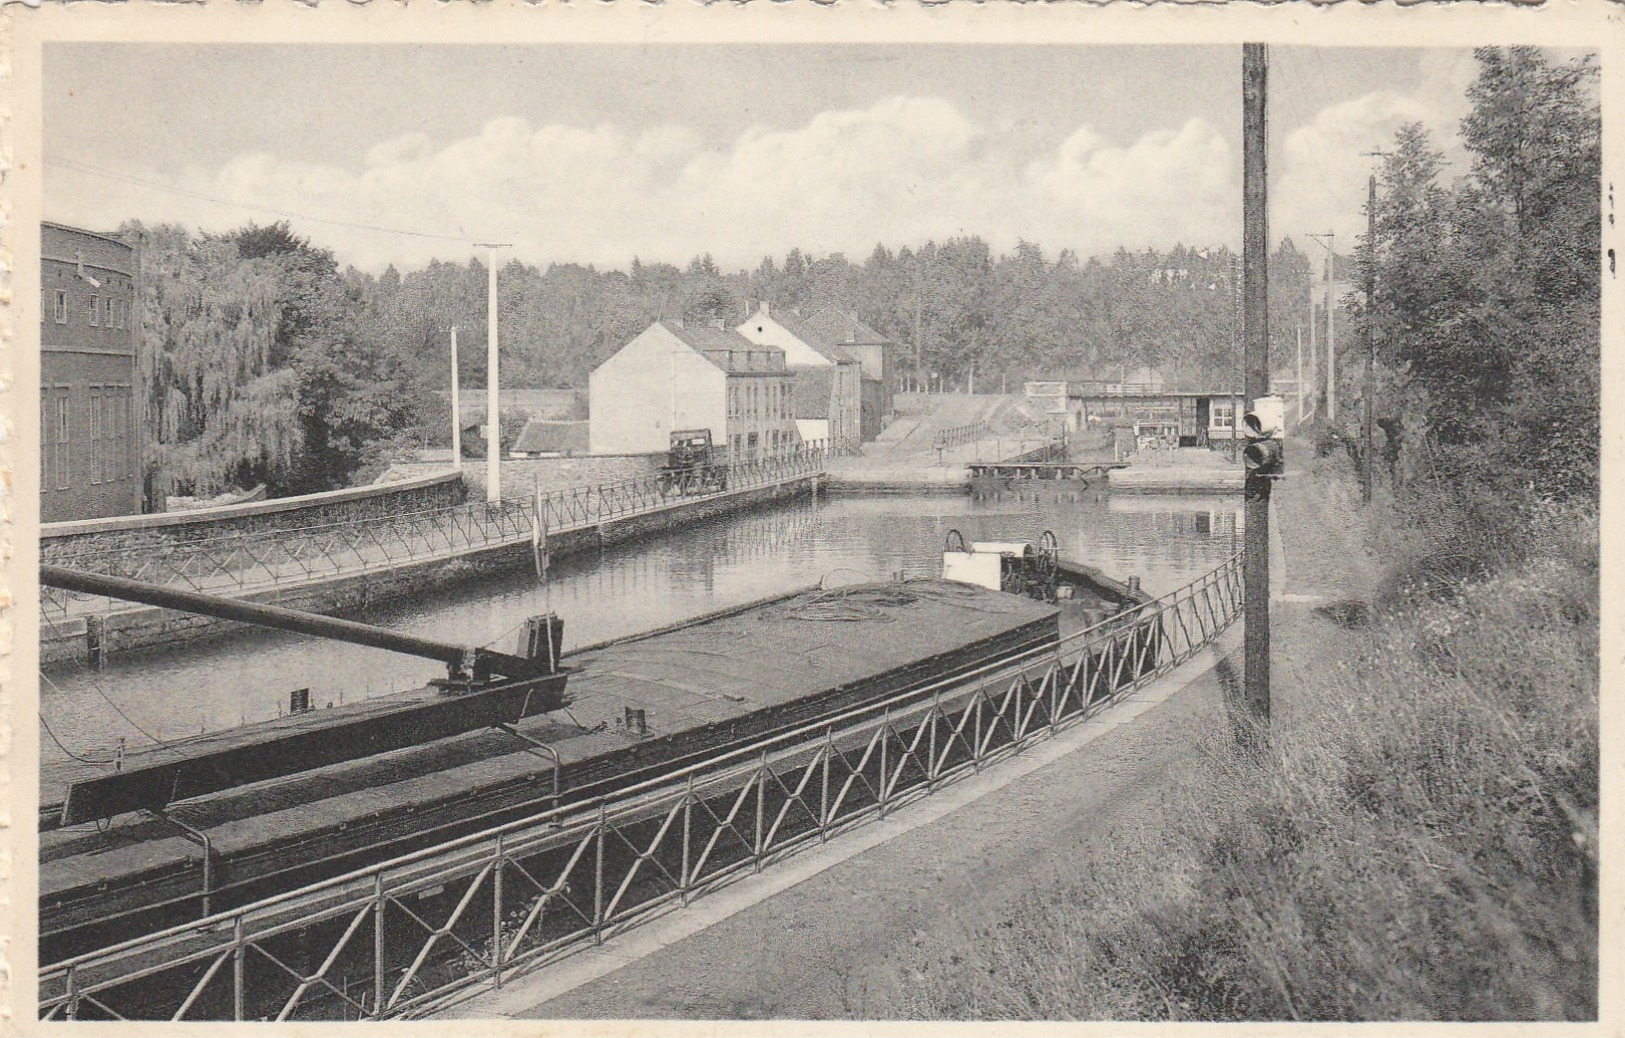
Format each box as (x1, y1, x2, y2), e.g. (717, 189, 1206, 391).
(40, 547, 1152, 964)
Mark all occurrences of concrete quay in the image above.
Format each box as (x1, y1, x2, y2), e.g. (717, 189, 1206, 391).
(1107, 448, 1244, 494)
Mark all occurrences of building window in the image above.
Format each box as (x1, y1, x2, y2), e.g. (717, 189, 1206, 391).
(104, 297, 115, 328)
(86, 295, 100, 327)
(54, 390, 71, 490)
(89, 388, 103, 484)
(54, 291, 68, 324)
(1211, 402, 1234, 429)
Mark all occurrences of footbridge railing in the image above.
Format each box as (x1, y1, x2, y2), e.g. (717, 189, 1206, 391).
(41, 448, 827, 624)
(39, 553, 1242, 1022)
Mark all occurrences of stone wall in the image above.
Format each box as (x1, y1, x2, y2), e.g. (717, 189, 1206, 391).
(42, 471, 467, 560)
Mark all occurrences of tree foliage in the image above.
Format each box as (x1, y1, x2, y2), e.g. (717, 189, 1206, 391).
(1353, 46, 1599, 505)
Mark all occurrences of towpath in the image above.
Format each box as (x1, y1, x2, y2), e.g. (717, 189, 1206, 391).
(442, 461, 1377, 1021)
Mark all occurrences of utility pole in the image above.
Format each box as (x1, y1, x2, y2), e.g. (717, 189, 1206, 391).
(1307, 273, 1317, 416)
(475, 242, 511, 504)
(1360, 154, 1388, 504)
(1308, 231, 1336, 421)
(1242, 42, 1271, 729)
(1296, 325, 1305, 423)
(450, 325, 461, 470)
(1363, 172, 1378, 503)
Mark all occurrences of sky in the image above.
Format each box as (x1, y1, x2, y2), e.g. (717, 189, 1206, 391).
(43, 43, 1491, 275)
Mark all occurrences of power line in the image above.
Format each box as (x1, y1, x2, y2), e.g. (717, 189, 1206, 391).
(45, 155, 476, 244)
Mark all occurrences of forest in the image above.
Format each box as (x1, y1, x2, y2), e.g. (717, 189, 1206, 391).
(124, 216, 1323, 500)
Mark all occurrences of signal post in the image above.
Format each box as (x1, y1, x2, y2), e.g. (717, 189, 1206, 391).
(1241, 43, 1276, 730)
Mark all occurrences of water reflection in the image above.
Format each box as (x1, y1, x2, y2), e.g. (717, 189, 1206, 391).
(40, 490, 1240, 761)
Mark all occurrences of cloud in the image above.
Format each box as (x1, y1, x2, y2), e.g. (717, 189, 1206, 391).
(53, 95, 1392, 274)
(1275, 90, 1449, 250)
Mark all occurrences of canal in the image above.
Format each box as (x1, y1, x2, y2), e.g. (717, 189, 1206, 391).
(40, 490, 1240, 763)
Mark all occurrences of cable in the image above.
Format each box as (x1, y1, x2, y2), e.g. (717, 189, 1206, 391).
(39, 712, 117, 766)
(40, 664, 180, 756)
(45, 155, 475, 244)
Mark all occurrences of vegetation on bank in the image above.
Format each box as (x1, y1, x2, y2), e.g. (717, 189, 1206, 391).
(887, 459, 1597, 1021)
(879, 46, 1599, 1022)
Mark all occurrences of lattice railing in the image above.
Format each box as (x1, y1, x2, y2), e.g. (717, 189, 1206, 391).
(39, 553, 1242, 1022)
(41, 448, 827, 624)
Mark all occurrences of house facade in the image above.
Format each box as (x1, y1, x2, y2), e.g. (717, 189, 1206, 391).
(800, 307, 896, 442)
(588, 320, 799, 459)
(736, 302, 862, 451)
(40, 222, 143, 522)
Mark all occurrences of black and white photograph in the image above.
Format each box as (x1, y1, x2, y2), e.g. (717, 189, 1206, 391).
(5, 5, 1616, 1030)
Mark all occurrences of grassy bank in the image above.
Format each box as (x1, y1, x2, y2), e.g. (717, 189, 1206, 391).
(881, 462, 1598, 1021)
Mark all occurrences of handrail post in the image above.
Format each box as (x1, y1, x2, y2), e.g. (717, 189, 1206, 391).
(820, 727, 833, 840)
(681, 774, 694, 905)
(372, 873, 386, 1018)
(491, 835, 505, 989)
(878, 708, 890, 818)
(593, 803, 607, 942)
(233, 914, 246, 1021)
(754, 749, 767, 871)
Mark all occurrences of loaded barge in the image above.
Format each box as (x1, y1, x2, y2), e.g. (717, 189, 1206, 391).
(40, 538, 1152, 965)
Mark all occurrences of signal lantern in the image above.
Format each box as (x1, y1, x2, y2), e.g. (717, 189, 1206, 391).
(1242, 394, 1285, 476)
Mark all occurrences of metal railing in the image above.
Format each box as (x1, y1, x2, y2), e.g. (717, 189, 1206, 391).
(39, 553, 1242, 1022)
(41, 448, 827, 625)
(932, 420, 990, 452)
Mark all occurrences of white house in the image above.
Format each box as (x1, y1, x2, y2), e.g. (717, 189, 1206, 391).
(736, 302, 863, 450)
(588, 320, 800, 459)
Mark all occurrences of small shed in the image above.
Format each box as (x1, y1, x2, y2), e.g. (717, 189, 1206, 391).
(510, 420, 590, 459)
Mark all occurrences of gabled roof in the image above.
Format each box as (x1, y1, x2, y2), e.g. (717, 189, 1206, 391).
(752, 306, 859, 366)
(800, 307, 891, 348)
(789, 367, 834, 419)
(661, 320, 785, 373)
(512, 419, 589, 455)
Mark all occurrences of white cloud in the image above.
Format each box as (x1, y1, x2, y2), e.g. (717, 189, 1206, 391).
(52, 92, 1450, 274)
(1275, 90, 1449, 251)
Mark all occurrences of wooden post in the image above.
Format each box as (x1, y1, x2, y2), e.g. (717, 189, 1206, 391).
(1364, 172, 1378, 503)
(1242, 42, 1271, 729)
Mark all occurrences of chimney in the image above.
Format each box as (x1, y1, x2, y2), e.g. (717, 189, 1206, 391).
(761, 300, 770, 316)
(712, 318, 726, 330)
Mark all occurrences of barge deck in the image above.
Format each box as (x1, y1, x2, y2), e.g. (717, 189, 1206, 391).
(41, 579, 1068, 958)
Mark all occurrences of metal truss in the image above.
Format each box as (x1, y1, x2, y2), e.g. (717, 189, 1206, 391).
(39, 553, 1241, 1022)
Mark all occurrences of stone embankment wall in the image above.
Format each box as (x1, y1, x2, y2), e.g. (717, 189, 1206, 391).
(42, 472, 467, 561)
(41, 475, 818, 665)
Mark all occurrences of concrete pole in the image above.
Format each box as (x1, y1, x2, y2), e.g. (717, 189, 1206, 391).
(1296, 325, 1305, 424)
(476, 243, 509, 504)
(1242, 42, 1271, 729)
(1325, 234, 1337, 422)
(450, 325, 461, 470)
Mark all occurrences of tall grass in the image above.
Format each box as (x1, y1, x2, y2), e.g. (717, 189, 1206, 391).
(885, 475, 1598, 1021)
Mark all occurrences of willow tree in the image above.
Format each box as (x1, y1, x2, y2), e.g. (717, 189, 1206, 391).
(124, 222, 302, 501)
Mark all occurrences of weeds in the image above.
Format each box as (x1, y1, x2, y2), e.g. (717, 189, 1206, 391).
(885, 469, 1598, 1022)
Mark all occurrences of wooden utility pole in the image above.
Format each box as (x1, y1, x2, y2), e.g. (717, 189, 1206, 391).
(1363, 172, 1378, 503)
(1308, 231, 1336, 420)
(450, 325, 461, 470)
(1242, 42, 1271, 728)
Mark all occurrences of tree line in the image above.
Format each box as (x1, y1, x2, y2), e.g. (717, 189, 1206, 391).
(125, 218, 1321, 500)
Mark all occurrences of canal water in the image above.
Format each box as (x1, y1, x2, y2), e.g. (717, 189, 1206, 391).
(40, 490, 1240, 763)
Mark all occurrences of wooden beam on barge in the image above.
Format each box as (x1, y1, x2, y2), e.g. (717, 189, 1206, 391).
(39, 565, 574, 828)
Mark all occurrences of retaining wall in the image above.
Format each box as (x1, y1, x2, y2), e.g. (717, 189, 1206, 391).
(42, 472, 467, 559)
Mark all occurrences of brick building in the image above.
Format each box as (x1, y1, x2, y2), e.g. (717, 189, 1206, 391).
(40, 222, 142, 522)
